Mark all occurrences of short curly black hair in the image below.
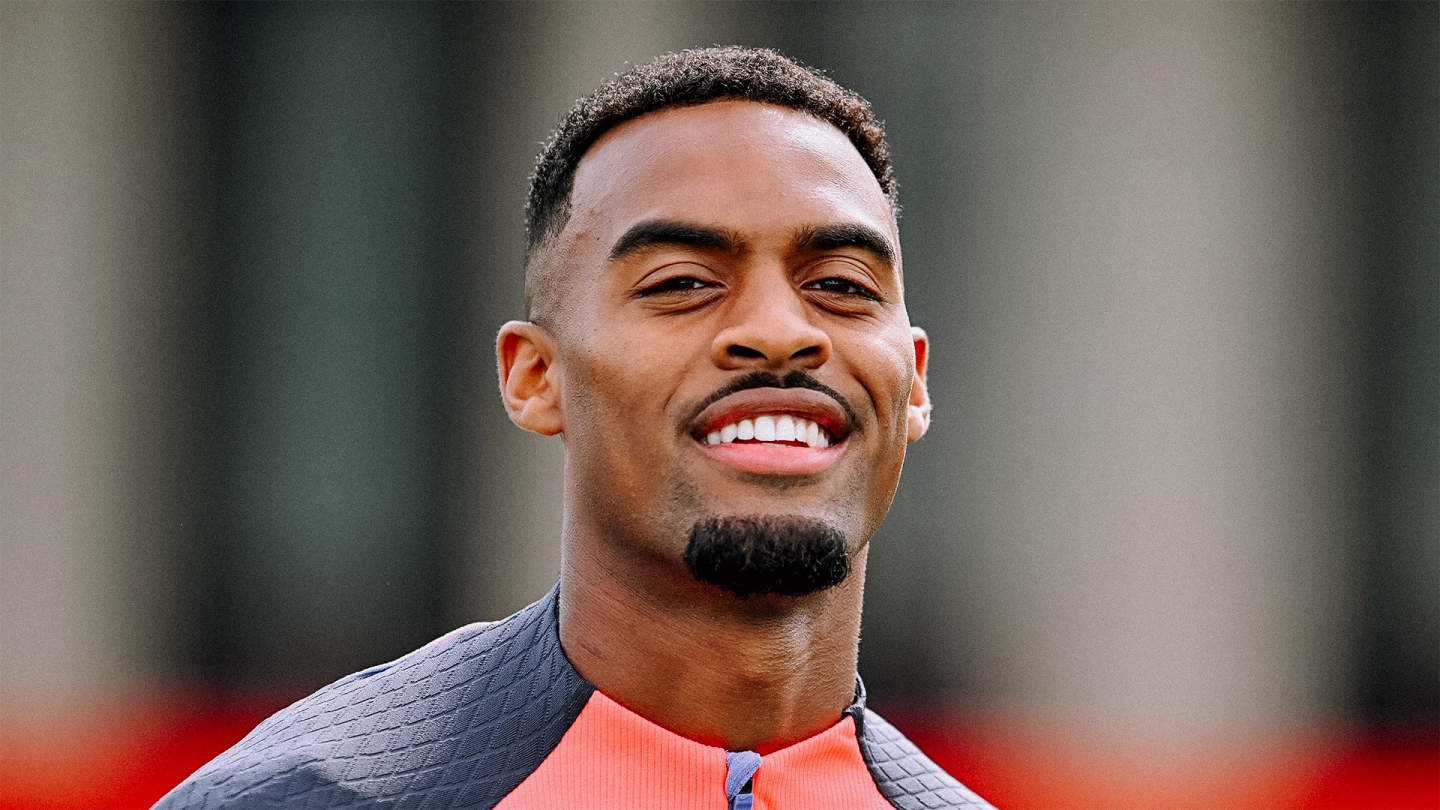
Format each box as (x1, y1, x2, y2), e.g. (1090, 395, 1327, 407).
(524, 46, 898, 266)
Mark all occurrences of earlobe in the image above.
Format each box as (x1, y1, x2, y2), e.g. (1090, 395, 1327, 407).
(907, 326, 931, 443)
(497, 321, 565, 436)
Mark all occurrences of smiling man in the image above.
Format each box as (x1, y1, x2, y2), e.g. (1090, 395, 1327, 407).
(158, 47, 992, 810)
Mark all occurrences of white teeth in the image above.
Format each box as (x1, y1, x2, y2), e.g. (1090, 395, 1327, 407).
(776, 415, 796, 442)
(754, 415, 776, 442)
(704, 415, 835, 447)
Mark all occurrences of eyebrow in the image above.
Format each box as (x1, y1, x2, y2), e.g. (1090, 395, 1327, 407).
(608, 220, 744, 261)
(793, 223, 897, 267)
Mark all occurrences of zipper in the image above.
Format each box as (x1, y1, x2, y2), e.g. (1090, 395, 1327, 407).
(725, 750, 762, 810)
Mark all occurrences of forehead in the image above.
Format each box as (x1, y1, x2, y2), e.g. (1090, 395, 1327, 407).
(563, 100, 896, 253)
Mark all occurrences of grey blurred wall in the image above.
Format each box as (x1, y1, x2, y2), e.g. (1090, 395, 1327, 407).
(2, 1, 1434, 725)
(191, 2, 461, 683)
(1348, 7, 1440, 721)
(2, 2, 207, 687)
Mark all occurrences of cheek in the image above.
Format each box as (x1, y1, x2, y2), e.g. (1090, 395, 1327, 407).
(853, 332, 916, 439)
(852, 332, 916, 513)
(559, 336, 675, 476)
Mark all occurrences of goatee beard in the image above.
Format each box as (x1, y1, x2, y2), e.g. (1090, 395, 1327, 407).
(683, 516, 851, 597)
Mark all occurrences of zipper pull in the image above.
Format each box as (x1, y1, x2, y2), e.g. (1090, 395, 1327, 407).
(725, 750, 762, 810)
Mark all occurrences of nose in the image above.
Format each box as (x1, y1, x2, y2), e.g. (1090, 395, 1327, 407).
(711, 272, 831, 370)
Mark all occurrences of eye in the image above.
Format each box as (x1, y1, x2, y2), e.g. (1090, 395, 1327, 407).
(637, 275, 716, 296)
(805, 276, 880, 301)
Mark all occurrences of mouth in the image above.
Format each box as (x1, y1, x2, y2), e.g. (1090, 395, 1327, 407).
(689, 387, 851, 475)
(702, 414, 834, 448)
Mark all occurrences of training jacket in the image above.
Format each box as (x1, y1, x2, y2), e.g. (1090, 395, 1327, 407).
(155, 585, 994, 810)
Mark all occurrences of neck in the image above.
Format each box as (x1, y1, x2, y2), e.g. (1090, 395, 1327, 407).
(557, 527, 867, 754)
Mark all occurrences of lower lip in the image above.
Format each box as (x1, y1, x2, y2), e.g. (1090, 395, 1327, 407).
(696, 440, 844, 475)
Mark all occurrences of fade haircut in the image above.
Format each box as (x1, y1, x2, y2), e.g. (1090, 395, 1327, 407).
(523, 46, 898, 317)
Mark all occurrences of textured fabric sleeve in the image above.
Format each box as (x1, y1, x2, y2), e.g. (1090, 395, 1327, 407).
(154, 585, 594, 810)
(856, 708, 996, 810)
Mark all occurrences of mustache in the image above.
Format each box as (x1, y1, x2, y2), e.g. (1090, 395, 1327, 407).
(686, 371, 859, 429)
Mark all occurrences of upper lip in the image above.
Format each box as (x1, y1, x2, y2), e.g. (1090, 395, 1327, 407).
(690, 387, 852, 442)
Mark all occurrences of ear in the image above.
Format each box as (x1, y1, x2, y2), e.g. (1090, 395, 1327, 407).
(497, 320, 564, 436)
(907, 326, 932, 443)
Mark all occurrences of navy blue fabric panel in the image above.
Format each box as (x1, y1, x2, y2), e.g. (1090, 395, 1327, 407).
(154, 585, 594, 810)
(848, 681, 996, 810)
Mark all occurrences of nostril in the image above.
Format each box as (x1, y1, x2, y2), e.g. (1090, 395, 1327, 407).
(791, 346, 822, 360)
(727, 345, 765, 359)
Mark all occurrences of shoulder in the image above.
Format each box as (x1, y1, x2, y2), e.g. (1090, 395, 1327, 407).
(154, 587, 592, 810)
(856, 708, 996, 810)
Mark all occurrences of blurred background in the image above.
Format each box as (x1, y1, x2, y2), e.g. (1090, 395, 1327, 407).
(2, 2, 1435, 808)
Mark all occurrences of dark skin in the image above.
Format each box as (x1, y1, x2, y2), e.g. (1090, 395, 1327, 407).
(497, 101, 931, 754)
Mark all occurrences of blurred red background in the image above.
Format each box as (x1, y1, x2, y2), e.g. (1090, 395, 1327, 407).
(2, 690, 1434, 810)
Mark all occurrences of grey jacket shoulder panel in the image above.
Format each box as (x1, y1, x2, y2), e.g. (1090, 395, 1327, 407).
(154, 585, 593, 810)
(849, 683, 996, 810)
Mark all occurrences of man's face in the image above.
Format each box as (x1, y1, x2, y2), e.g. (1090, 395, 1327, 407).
(528, 100, 929, 581)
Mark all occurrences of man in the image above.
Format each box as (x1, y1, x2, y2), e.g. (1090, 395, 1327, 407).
(158, 46, 993, 810)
